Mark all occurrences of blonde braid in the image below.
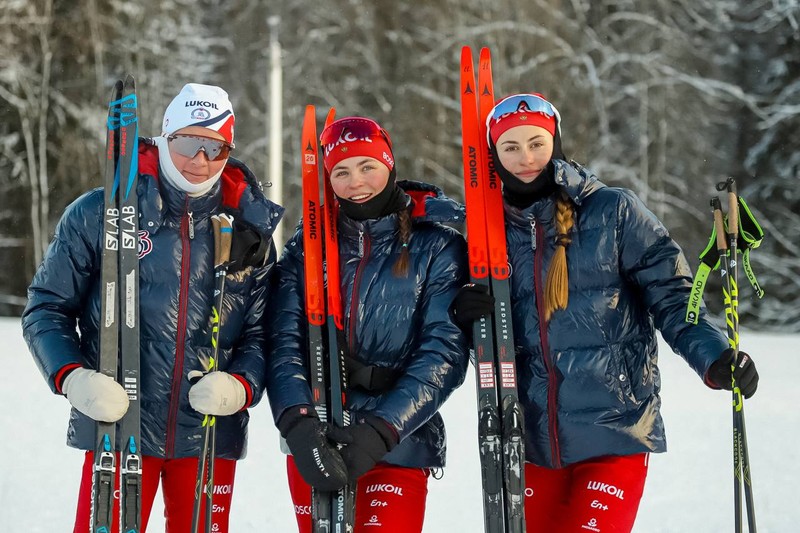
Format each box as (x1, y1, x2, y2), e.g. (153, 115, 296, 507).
(392, 208, 412, 278)
(544, 190, 575, 321)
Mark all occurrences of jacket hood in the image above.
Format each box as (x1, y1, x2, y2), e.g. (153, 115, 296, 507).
(137, 138, 284, 239)
(552, 159, 604, 206)
(505, 159, 605, 225)
(397, 179, 465, 224)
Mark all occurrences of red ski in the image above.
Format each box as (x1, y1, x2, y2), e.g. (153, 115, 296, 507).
(301, 106, 355, 533)
(460, 45, 526, 533)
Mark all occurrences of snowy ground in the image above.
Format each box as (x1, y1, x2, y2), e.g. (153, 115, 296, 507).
(3, 316, 796, 531)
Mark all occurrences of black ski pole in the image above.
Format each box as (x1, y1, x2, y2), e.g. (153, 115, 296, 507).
(712, 178, 756, 533)
(190, 213, 234, 533)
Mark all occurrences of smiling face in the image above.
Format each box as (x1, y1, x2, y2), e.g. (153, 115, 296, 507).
(328, 156, 391, 203)
(167, 125, 228, 184)
(495, 124, 555, 183)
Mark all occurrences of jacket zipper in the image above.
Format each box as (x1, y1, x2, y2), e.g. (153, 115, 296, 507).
(348, 229, 370, 356)
(530, 217, 562, 468)
(166, 204, 194, 457)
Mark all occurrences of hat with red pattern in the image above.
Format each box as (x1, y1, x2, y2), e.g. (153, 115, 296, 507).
(320, 117, 395, 173)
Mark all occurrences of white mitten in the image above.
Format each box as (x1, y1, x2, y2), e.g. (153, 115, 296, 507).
(188, 372, 246, 416)
(62, 368, 129, 423)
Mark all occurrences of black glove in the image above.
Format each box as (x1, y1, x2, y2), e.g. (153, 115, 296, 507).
(329, 415, 399, 482)
(227, 218, 271, 272)
(450, 283, 494, 330)
(278, 406, 349, 491)
(706, 348, 759, 399)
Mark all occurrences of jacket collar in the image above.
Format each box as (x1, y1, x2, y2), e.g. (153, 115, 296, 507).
(505, 159, 604, 224)
(337, 179, 464, 246)
(137, 139, 284, 239)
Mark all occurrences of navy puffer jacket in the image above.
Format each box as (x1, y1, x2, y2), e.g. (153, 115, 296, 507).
(266, 180, 469, 468)
(22, 141, 284, 460)
(507, 159, 728, 468)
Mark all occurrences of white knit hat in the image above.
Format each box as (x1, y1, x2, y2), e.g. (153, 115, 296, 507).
(162, 83, 235, 145)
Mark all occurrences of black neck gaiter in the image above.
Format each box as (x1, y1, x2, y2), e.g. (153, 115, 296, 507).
(493, 132, 566, 209)
(336, 167, 407, 220)
(500, 163, 557, 209)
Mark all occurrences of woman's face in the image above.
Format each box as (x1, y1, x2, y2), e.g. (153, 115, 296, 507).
(328, 156, 390, 202)
(168, 126, 228, 184)
(495, 125, 554, 183)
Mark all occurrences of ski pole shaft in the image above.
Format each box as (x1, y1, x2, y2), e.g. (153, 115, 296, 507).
(712, 195, 743, 533)
(191, 214, 233, 533)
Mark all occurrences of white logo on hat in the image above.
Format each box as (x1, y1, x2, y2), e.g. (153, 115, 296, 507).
(323, 131, 373, 156)
(191, 108, 211, 120)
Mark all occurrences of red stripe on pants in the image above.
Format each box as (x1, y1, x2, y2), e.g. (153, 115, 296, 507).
(73, 450, 236, 533)
(524, 453, 649, 533)
(287, 455, 429, 532)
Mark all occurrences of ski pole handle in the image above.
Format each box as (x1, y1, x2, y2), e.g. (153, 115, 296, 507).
(212, 214, 234, 269)
(712, 197, 726, 253)
(725, 179, 738, 238)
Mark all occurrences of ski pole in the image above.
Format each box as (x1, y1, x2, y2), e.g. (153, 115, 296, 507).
(712, 178, 756, 533)
(191, 213, 234, 533)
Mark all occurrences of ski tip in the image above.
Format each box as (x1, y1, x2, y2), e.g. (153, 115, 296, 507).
(324, 107, 336, 128)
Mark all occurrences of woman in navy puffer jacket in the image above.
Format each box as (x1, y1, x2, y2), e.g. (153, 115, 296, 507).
(22, 84, 283, 532)
(266, 116, 469, 533)
(451, 93, 760, 533)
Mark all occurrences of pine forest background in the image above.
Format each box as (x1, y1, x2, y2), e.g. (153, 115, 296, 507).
(1, 0, 798, 329)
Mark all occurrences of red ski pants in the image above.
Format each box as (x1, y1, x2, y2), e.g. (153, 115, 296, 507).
(524, 453, 649, 533)
(287, 455, 429, 532)
(73, 450, 236, 533)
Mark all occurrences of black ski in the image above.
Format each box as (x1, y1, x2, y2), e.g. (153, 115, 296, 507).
(116, 75, 142, 533)
(93, 79, 124, 533)
(93, 75, 141, 533)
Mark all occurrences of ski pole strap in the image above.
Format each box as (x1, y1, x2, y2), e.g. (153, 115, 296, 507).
(737, 197, 765, 299)
(686, 196, 765, 324)
(685, 261, 714, 325)
(344, 354, 402, 393)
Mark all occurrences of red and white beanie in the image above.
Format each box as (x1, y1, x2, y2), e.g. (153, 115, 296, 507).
(488, 93, 558, 145)
(321, 118, 395, 173)
(162, 83, 235, 145)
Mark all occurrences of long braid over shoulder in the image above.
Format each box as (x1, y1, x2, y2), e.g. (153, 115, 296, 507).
(392, 207, 412, 277)
(544, 189, 575, 321)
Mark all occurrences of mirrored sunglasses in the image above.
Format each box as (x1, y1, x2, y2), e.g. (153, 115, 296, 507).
(487, 94, 561, 130)
(167, 134, 233, 162)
